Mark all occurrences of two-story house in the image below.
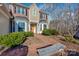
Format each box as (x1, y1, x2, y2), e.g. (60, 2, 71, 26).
(28, 3, 48, 33)
(0, 3, 48, 34)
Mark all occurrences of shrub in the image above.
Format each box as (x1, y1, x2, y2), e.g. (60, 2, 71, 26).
(51, 29, 59, 35)
(0, 32, 34, 47)
(42, 29, 59, 36)
(64, 35, 79, 44)
(64, 35, 73, 41)
(23, 31, 34, 37)
(0, 32, 25, 47)
(42, 29, 52, 36)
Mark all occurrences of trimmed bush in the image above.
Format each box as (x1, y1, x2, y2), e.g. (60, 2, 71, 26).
(42, 29, 52, 36)
(0, 32, 34, 47)
(23, 31, 34, 37)
(51, 29, 59, 35)
(0, 32, 24, 47)
(42, 29, 59, 36)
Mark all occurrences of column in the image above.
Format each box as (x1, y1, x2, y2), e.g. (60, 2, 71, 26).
(29, 22, 30, 31)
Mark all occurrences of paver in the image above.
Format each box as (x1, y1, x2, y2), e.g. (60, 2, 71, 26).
(37, 43, 65, 56)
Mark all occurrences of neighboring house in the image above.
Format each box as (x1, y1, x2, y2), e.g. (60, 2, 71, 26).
(0, 3, 48, 34)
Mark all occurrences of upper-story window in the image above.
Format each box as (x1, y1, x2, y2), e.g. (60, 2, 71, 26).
(14, 6, 27, 15)
(40, 13, 46, 20)
(17, 7, 20, 14)
(20, 8, 24, 14)
(32, 8, 36, 16)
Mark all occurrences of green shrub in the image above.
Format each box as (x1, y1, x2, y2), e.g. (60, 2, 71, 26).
(42, 29, 59, 36)
(42, 29, 52, 36)
(51, 29, 59, 35)
(0, 32, 34, 47)
(23, 31, 34, 37)
(64, 35, 73, 41)
(64, 35, 79, 44)
(0, 32, 24, 47)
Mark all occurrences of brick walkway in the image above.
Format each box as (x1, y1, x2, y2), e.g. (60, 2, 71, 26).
(23, 34, 59, 56)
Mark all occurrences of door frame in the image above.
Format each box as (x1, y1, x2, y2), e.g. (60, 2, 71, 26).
(30, 23, 37, 33)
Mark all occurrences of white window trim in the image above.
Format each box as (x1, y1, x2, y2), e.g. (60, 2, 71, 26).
(15, 21, 27, 32)
(24, 9, 26, 15)
(38, 23, 47, 33)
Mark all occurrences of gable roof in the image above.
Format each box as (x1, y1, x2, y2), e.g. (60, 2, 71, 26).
(13, 3, 30, 8)
(21, 3, 31, 8)
(13, 3, 48, 15)
(39, 9, 48, 15)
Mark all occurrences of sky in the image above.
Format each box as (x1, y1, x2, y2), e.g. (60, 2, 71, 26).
(22, 3, 79, 21)
(22, 3, 78, 9)
(22, 3, 44, 8)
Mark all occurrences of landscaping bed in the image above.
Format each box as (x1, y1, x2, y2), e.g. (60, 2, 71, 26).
(0, 45, 28, 56)
(0, 31, 34, 56)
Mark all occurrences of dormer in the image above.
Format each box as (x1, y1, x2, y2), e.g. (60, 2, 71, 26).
(29, 3, 40, 23)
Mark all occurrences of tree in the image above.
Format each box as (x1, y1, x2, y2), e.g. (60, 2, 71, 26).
(42, 3, 78, 36)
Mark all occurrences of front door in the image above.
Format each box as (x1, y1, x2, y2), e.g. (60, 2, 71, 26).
(31, 24, 36, 33)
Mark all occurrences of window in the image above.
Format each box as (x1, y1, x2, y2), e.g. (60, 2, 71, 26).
(22, 8, 24, 14)
(15, 6, 25, 15)
(20, 8, 24, 14)
(17, 7, 20, 14)
(18, 22, 25, 32)
(20, 8, 22, 14)
(32, 8, 36, 16)
(43, 14, 46, 19)
(43, 24, 47, 29)
(40, 13, 46, 19)
(40, 13, 42, 19)
(43, 14, 44, 19)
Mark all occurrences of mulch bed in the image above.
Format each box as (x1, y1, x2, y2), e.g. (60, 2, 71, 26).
(0, 45, 28, 56)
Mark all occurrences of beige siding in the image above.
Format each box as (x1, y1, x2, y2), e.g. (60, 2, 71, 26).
(0, 12, 10, 34)
(29, 4, 40, 23)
